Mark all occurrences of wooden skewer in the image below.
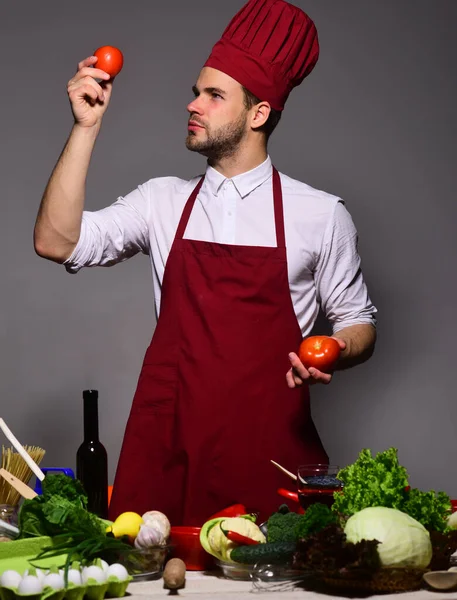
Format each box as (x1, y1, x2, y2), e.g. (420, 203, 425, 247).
(0, 468, 38, 500)
(270, 460, 298, 481)
(0, 419, 45, 481)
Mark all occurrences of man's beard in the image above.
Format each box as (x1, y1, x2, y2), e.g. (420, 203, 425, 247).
(185, 110, 248, 160)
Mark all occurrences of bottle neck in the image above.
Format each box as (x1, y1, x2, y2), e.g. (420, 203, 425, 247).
(83, 390, 99, 442)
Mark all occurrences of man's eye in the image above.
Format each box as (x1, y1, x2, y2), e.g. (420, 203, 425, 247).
(212, 93, 222, 99)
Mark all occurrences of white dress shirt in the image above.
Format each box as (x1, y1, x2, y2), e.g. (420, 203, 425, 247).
(65, 156, 376, 336)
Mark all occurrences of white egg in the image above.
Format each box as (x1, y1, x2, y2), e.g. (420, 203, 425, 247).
(0, 570, 22, 589)
(82, 565, 107, 584)
(66, 569, 83, 586)
(100, 560, 109, 573)
(106, 563, 129, 581)
(43, 573, 65, 590)
(24, 568, 46, 583)
(36, 569, 46, 583)
(18, 575, 43, 594)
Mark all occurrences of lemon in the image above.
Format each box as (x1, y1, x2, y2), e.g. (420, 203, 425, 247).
(107, 511, 143, 541)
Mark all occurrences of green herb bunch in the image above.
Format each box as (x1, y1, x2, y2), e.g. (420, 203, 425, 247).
(18, 474, 133, 570)
(19, 474, 104, 539)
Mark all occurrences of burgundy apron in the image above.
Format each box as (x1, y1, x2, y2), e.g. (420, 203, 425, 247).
(109, 167, 328, 525)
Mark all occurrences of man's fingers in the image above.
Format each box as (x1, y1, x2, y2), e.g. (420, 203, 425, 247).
(293, 373, 303, 386)
(286, 369, 296, 388)
(69, 83, 99, 106)
(68, 67, 110, 88)
(288, 352, 310, 380)
(286, 370, 304, 388)
(68, 77, 107, 102)
(286, 359, 333, 389)
(332, 336, 347, 351)
(308, 367, 332, 385)
(77, 56, 98, 71)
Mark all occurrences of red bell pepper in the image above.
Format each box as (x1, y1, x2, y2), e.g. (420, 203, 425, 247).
(208, 503, 248, 519)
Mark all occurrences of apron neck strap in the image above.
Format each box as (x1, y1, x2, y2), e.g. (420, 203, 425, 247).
(272, 166, 286, 249)
(175, 166, 286, 248)
(175, 177, 205, 240)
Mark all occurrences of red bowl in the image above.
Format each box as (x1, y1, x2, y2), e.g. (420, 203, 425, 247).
(169, 526, 215, 571)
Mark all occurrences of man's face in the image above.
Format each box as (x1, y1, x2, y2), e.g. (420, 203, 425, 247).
(186, 67, 249, 160)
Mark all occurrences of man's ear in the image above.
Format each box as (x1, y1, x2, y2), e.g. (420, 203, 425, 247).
(250, 101, 271, 130)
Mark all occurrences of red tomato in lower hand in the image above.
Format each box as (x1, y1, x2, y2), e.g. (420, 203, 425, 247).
(94, 46, 124, 78)
(298, 335, 341, 373)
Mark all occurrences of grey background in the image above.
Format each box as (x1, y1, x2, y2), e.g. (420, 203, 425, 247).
(1, 1, 456, 499)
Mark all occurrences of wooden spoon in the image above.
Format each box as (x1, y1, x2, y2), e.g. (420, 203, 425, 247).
(270, 460, 298, 481)
(0, 468, 38, 500)
(423, 570, 457, 591)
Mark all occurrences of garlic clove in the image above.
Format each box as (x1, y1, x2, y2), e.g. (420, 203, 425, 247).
(134, 523, 166, 549)
(141, 511, 171, 539)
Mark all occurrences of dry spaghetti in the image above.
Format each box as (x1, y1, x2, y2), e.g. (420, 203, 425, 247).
(0, 445, 45, 505)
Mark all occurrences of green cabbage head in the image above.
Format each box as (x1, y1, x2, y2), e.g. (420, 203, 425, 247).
(344, 506, 432, 569)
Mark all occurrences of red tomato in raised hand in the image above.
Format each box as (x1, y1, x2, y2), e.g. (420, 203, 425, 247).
(298, 335, 341, 373)
(94, 46, 124, 78)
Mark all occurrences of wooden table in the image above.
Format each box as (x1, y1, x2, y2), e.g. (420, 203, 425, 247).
(126, 571, 443, 599)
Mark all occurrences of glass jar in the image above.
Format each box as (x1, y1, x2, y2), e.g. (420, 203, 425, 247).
(297, 464, 343, 510)
(0, 504, 19, 526)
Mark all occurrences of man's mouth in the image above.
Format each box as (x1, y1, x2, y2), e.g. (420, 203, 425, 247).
(188, 120, 205, 130)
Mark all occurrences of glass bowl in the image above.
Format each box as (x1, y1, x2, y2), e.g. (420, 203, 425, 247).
(119, 544, 171, 581)
(215, 559, 254, 580)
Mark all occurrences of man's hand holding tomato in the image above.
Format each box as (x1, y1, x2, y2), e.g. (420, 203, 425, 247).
(67, 56, 113, 129)
(286, 335, 346, 388)
(67, 47, 123, 129)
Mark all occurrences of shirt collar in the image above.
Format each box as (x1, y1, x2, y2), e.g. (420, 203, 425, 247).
(204, 156, 272, 199)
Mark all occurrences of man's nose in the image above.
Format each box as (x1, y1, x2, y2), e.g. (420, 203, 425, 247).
(187, 97, 202, 114)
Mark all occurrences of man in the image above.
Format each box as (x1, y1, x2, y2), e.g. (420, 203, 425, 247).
(34, 0, 376, 525)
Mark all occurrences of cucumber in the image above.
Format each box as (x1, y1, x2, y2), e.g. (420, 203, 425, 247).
(230, 541, 296, 565)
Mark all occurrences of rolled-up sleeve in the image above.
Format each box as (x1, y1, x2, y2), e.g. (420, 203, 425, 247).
(315, 201, 377, 333)
(64, 186, 150, 274)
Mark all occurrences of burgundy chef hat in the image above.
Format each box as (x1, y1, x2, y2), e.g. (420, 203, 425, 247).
(203, 0, 319, 111)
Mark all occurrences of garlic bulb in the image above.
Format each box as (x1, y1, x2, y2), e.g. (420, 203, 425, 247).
(141, 510, 171, 539)
(134, 524, 166, 549)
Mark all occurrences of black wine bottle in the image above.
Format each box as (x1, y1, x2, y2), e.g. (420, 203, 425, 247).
(76, 390, 108, 519)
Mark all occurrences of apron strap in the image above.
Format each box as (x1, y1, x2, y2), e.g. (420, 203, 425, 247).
(175, 176, 205, 241)
(272, 167, 286, 249)
(174, 167, 285, 248)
